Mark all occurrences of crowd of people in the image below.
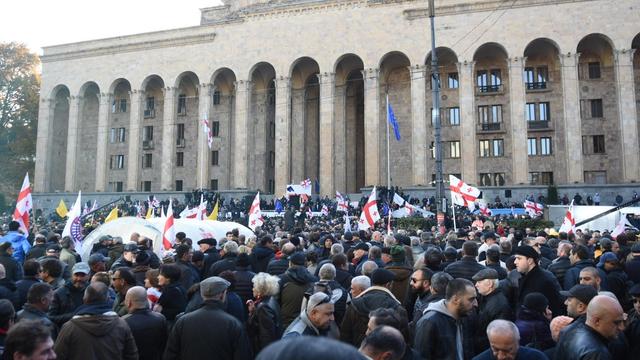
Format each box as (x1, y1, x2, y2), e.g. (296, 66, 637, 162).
(0, 197, 639, 359)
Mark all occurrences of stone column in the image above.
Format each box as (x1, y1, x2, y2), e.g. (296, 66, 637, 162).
(559, 53, 583, 183)
(614, 49, 640, 182)
(95, 92, 112, 191)
(290, 87, 306, 182)
(160, 87, 176, 191)
(198, 83, 212, 189)
(274, 76, 292, 194)
(126, 90, 142, 191)
(318, 72, 335, 196)
(233, 80, 251, 189)
(409, 65, 428, 186)
(457, 61, 477, 184)
(508, 57, 528, 185)
(34, 98, 53, 192)
(334, 84, 347, 193)
(362, 68, 380, 187)
(64, 96, 82, 192)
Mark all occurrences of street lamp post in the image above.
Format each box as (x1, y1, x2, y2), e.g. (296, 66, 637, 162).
(429, 0, 445, 215)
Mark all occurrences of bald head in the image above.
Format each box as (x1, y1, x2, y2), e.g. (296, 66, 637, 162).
(586, 295, 625, 340)
(125, 286, 149, 311)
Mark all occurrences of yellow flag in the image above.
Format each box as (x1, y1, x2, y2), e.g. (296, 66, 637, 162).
(145, 207, 154, 219)
(56, 199, 68, 218)
(105, 207, 119, 223)
(208, 200, 219, 221)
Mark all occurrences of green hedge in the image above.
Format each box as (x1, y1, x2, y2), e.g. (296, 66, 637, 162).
(394, 216, 554, 231)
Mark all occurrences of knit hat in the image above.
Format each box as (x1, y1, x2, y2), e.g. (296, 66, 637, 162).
(390, 245, 405, 263)
(514, 245, 539, 262)
(523, 292, 549, 313)
(371, 268, 396, 286)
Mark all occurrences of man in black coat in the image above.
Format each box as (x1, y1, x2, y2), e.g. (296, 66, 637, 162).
(548, 241, 572, 286)
(123, 286, 167, 360)
(251, 236, 275, 273)
(513, 246, 563, 316)
(444, 241, 486, 282)
(472, 268, 514, 353)
(0, 243, 22, 282)
(564, 244, 607, 290)
(267, 243, 295, 276)
(15, 260, 41, 310)
(198, 238, 220, 277)
(207, 241, 239, 278)
(164, 277, 251, 360)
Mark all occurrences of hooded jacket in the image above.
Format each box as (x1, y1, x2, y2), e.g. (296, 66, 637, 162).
(53, 303, 138, 360)
(415, 299, 474, 360)
(250, 245, 274, 273)
(279, 266, 317, 328)
(385, 262, 413, 305)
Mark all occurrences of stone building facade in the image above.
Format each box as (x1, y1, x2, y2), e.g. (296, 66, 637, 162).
(34, 0, 640, 197)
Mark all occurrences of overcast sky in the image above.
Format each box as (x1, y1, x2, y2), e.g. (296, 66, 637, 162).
(1, 0, 222, 55)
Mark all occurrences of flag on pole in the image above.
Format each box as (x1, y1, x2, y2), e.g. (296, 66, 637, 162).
(306, 207, 313, 219)
(197, 194, 208, 220)
(12, 173, 32, 235)
(479, 202, 493, 217)
(151, 196, 160, 209)
(202, 114, 213, 149)
(162, 199, 175, 250)
(286, 179, 312, 198)
(559, 200, 576, 234)
(358, 187, 380, 230)
(321, 205, 329, 217)
(386, 94, 401, 141)
(248, 192, 263, 231)
(449, 175, 480, 211)
(611, 216, 637, 239)
(145, 206, 155, 219)
(56, 199, 68, 218)
(208, 199, 219, 220)
(336, 192, 348, 212)
(62, 191, 84, 248)
(344, 214, 352, 233)
(524, 200, 543, 217)
(105, 207, 119, 223)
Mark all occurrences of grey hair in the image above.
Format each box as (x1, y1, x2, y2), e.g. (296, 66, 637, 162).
(383, 235, 397, 248)
(361, 261, 378, 277)
(252, 272, 280, 297)
(319, 263, 336, 281)
(351, 275, 371, 291)
(486, 319, 520, 342)
(223, 241, 239, 254)
(330, 243, 344, 256)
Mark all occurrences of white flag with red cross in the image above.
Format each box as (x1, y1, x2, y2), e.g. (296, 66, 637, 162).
(162, 199, 175, 250)
(248, 192, 264, 231)
(559, 200, 576, 234)
(449, 175, 480, 211)
(12, 173, 32, 235)
(202, 114, 213, 149)
(479, 202, 493, 217)
(358, 187, 380, 230)
(336, 192, 348, 212)
(524, 200, 544, 217)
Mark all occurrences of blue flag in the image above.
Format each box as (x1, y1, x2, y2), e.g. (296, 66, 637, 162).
(387, 95, 401, 141)
(275, 199, 284, 213)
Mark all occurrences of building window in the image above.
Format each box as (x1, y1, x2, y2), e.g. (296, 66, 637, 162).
(175, 180, 183, 191)
(213, 90, 221, 105)
(176, 152, 184, 167)
(109, 128, 116, 143)
(588, 62, 601, 79)
(210, 179, 218, 190)
(177, 94, 187, 115)
(479, 140, 490, 157)
(477, 69, 502, 92)
(117, 127, 126, 143)
(143, 153, 153, 168)
(528, 138, 537, 155)
(144, 97, 155, 118)
(525, 66, 548, 89)
(540, 137, 552, 155)
(143, 126, 153, 141)
(478, 105, 502, 130)
(269, 121, 275, 139)
(142, 181, 151, 192)
(529, 172, 554, 185)
(211, 150, 219, 166)
(449, 107, 460, 126)
(539, 102, 549, 121)
(492, 139, 504, 157)
(109, 181, 124, 192)
(212, 121, 220, 137)
(479, 173, 492, 186)
(590, 99, 603, 118)
(583, 135, 605, 154)
(449, 141, 460, 158)
(526, 103, 536, 121)
(269, 151, 275, 168)
(113, 99, 127, 113)
(176, 123, 185, 147)
(430, 142, 435, 159)
(447, 73, 459, 89)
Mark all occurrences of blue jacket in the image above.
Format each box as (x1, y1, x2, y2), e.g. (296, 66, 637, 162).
(0, 231, 31, 264)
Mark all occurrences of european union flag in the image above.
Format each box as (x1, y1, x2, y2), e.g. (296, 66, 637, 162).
(387, 95, 401, 141)
(382, 203, 390, 216)
(275, 199, 284, 213)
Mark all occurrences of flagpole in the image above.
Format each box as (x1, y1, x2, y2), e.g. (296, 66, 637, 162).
(386, 93, 392, 235)
(451, 192, 458, 232)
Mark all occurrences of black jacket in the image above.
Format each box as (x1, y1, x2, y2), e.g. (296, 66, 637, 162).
(233, 266, 256, 309)
(0, 278, 19, 309)
(250, 246, 274, 273)
(555, 322, 613, 360)
(548, 256, 571, 286)
(202, 248, 221, 277)
(415, 299, 475, 360)
(279, 266, 316, 328)
(445, 257, 486, 282)
(163, 300, 251, 360)
(49, 281, 87, 326)
(26, 243, 47, 261)
(158, 282, 187, 322)
(123, 309, 167, 360)
(207, 253, 238, 278)
(247, 296, 281, 354)
(475, 288, 514, 352)
(15, 276, 40, 310)
(564, 259, 608, 290)
(267, 257, 289, 276)
(0, 253, 22, 282)
(517, 265, 563, 316)
(17, 303, 58, 339)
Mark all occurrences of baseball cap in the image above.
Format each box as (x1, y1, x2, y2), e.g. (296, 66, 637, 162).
(597, 252, 618, 267)
(88, 253, 110, 266)
(72, 262, 90, 275)
(630, 242, 640, 254)
(560, 284, 598, 305)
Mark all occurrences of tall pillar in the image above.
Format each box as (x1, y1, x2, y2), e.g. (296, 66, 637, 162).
(161, 87, 176, 191)
(34, 98, 53, 192)
(233, 80, 251, 189)
(508, 57, 528, 185)
(318, 72, 335, 196)
(614, 49, 640, 182)
(334, 84, 347, 193)
(362, 68, 380, 187)
(198, 83, 212, 188)
(64, 96, 82, 192)
(409, 64, 428, 186)
(274, 76, 292, 194)
(457, 61, 477, 184)
(559, 53, 583, 183)
(126, 90, 142, 191)
(95, 92, 112, 191)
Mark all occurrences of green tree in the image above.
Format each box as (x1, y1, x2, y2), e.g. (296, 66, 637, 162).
(0, 42, 40, 201)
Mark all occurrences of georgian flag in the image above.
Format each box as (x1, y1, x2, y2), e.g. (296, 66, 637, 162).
(12, 173, 32, 235)
(336, 192, 348, 212)
(248, 192, 264, 231)
(202, 114, 213, 149)
(179, 206, 199, 219)
(162, 199, 175, 250)
(321, 205, 329, 217)
(358, 187, 380, 230)
(449, 175, 480, 211)
(479, 202, 493, 217)
(559, 200, 576, 234)
(286, 179, 312, 199)
(524, 200, 543, 217)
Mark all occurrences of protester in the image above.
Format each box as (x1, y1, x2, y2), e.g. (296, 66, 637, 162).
(154, 264, 187, 324)
(472, 320, 548, 360)
(123, 286, 167, 360)
(513, 246, 563, 316)
(247, 272, 282, 354)
(3, 320, 56, 360)
(514, 292, 554, 350)
(0, 221, 30, 264)
(283, 292, 335, 338)
(48, 262, 90, 326)
(359, 325, 406, 360)
(16, 283, 57, 340)
(278, 252, 317, 328)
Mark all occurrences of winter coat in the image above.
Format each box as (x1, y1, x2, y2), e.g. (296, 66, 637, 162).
(474, 288, 513, 352)
(472, 346, 548, 360)
(415, 299, 475, 360)
(335, 268, 353, 291)
(157, 282, 187, 322)
(163, 300, 251, 360)
(233, 266, 256, 309)
(548, 256, 571, 286)
(15, 276, 40, 310)
(279, 266, 316, 328)
(515, 307, 554, 350)
(0, 253, 22, 282)
(202, 248, 221, 276)
(26, 243, 47, 261)
(54, 303, 138, 360)
(0, 231, 30, 264)
(123, 309, 167, 360)
(132, 265, 150, 287)
(517, 265, 563, 316)
(247, 296, 281, 353)
(109, 256, 133, 272)
(282, 307, 328, 338)
(445, 257, 487, 282)
(60, 248, 77, 268)
(385, 263, 413, 305)
(107, 243, 125, 269)
(625, 256, 640, 284)
(17, 303, 58, 340)
(49, 281, 87, 326)
(340, 286, 408, 347)
(175, 260, 200, 291)
(564, 259, 608, 290)
(250, 245, 274, 273)
(267, 257, 289, 276)
(207, 253, 238, 278)
(0, 279, 19, 309)
(554, 322, 613, 360)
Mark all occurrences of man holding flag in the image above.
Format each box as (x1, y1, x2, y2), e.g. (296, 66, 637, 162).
(1, 173, 32, 263)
